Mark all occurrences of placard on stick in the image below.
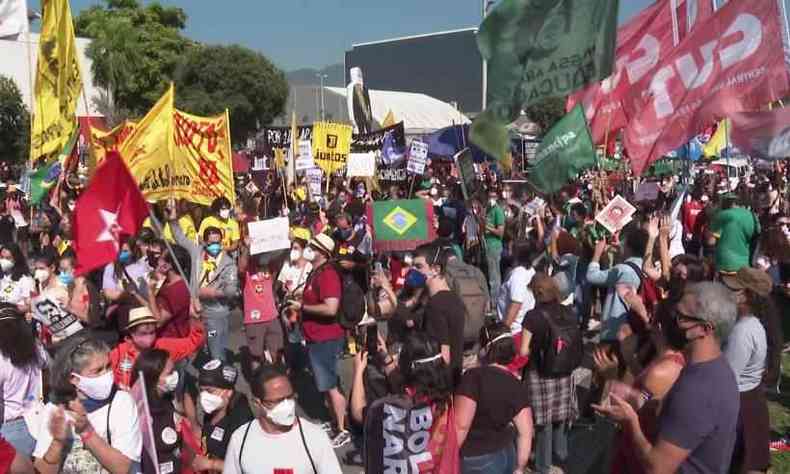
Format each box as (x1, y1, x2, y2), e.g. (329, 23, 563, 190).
(248, 217, 291, 255)
(407, 140, 429, 174)
(595, 195, 637, 234)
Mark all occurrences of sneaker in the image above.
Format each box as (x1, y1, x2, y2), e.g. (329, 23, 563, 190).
(330, 430, 352, 449)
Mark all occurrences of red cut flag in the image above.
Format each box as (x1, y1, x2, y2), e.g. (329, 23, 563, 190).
(730, 107, 790, 160)
(73, 151, 149, 275)
(567, 0, 713, 145)
(623, 0, 790, 176)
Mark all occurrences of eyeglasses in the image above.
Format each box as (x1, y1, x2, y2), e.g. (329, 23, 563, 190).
(671, 308, 707, 325)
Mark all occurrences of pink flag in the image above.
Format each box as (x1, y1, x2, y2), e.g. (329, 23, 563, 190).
(730, 108, 790, 160)
(567, 0, 714, 145)
(623, 0, 790, 176)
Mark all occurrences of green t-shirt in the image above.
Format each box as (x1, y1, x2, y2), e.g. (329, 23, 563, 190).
(710, 207, 759, 273)
(485, 205, 506, 252)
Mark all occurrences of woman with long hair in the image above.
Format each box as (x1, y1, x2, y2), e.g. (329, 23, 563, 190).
(0, 244, 34, 311)
(0, 304, 47, 455)
(455, 321, 533, 473)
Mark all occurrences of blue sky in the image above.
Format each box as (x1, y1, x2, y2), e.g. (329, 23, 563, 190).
(68, 0, 655, 71)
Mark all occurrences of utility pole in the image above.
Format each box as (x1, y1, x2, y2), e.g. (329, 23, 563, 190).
(481, 0, 492, 111)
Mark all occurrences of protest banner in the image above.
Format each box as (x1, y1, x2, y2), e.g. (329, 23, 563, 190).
(407, 140, 429, 175)
(595, 195, 637, 234)
(306, 167, 323, 197)
(91, 120, 137, 164)
(295, 139, 315, 171)
(131, 373, 159, 474)
(313, 122, 352, 175)
(248, 217, 291, 255)
(347, 152, 376, 177)
(730, 107, 790, 160)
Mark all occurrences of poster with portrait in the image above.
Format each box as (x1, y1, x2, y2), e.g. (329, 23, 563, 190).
(595, 195, 636, 234)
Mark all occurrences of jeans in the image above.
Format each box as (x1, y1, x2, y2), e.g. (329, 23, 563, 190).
(461, 443, 516, 474)
(534, 422, 568, 474)
(1, 417, 35, 457)
(204, 316, 229, 362)
(486, 245, 503, 303)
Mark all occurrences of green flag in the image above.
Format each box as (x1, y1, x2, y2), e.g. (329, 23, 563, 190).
(367, 199, 437, 252)
(472, 0, 619, 161)
(529, 104, 596, 194)
(28, 161, 61, 205)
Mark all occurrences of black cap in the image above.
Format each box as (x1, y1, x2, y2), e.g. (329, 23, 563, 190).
(198, 359, 238, 389)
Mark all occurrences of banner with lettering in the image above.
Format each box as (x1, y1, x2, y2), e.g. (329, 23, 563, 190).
(567, 0, 714, 145)
(312, 122, 352, 175)
(172, 109, 235, 204)
(622, 0, 790, 176)
(91, 120, 137, 163)
(256, 125, 313, 165)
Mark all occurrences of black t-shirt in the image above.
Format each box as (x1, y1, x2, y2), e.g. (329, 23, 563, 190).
(0, 215, 14, 245)
(456, 365, 530, 457)
(522, 302, 569, 371)
(423, 290, 466, 383)
(201, 392, 254, 460)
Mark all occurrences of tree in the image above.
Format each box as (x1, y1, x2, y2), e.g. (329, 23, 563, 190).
(175, 44, 289, 145)
(525, 96, 567, 135)
(76, 0, 192, 117)
(0, 75, 29, 164)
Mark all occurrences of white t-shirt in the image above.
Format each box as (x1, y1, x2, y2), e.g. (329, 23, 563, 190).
(496, 266, 536, 334)
(223, 418, 342, 474)
(277, 262, 313, 295)
(33, 390, 143, 470)
(0, 274, 34, 305)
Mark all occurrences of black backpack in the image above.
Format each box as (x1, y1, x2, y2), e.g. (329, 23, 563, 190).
(536, 305, 583, 378)
(308, 262, 365, 329)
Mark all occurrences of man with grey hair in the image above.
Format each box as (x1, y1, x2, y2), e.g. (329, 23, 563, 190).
(594, 282, 740, 474)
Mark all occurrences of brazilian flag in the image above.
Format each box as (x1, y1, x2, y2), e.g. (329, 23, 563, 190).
(366, 199, 437, 252)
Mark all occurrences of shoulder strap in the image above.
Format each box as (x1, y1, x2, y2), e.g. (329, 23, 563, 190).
(106, 386, 118, 446)
(622, 261, 644, 290)
(297, 417, 317, 474)
(238, 420, 254, 468)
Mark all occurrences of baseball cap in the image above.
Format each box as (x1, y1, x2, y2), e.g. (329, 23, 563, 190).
(198, 359, 238, 389)
(721, 267, 773, 297)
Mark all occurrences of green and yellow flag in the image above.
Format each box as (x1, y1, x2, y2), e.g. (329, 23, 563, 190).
(367, 199, 437, 252)
(30, 0, 83, 163)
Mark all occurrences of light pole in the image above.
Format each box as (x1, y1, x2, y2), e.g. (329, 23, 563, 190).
(317, 73, 328, 121)
(481, 0, 493, 111)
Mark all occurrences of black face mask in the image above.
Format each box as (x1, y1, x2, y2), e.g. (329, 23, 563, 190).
(664, 316, 703, 351)
(666, 276, 686, 303)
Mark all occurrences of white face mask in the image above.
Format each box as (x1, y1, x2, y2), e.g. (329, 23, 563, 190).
(219, 209, 231, 219)
(72, 370, 114, 401)
(160, 371, 179, 394)
(200, 391, 225, 414)
(34, 269, 50, 283)
(264, 398, 296, 427)
(290, 249, 302, 262)
(430, 188, 438, 197)
(68, 203, 76, 212)
(489, 198, 498, 207)
(0, 258, 13, 272)
(302, 247, 316, 262)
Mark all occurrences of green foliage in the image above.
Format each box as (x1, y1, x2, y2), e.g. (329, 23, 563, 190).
(75, 0, 192, 117)
(0, 75, 30, 164)
(174, 44, 289, 144)
(525, 96, 567, 135)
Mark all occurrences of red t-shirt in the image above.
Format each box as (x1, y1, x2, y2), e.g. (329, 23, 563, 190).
(301, 266, 344, 342)
(0, 438, 14, 473)
(156, 279, 191, 339)
(243, 272, 277, 325)
(682, 200, 705, 236)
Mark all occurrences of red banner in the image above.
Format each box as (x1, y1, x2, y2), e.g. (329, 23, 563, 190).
(623, 0, 790, 176)
(730, 107, 790, 160)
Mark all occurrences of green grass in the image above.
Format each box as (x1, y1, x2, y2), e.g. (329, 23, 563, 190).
(769, 355, 790, 473)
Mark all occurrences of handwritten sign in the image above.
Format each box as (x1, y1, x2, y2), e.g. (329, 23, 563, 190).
(248, 217, 291, 255)
(346, 152, 376, 177)
(407, 140, 429, 175)
(306, 168, 323, 197)
(295, 139, 315, 171)
(595, 195, 637, 234)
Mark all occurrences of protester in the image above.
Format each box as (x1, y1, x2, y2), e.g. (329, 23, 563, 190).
(33, 335, 142, 473)
(496, 241, 537, 368)
(223, 364, 343, 474)
(484, 188, 506, 301)
(101, 239, 149, 305)
(241, 253, 282, 366)
(30, 253, 85, 346)
(146, 244, 193, 339)
(198, 197, 241, 252)
(0, 244, 34, 309)
(455, 321, 533, 473)
(707, 194, 760, 275)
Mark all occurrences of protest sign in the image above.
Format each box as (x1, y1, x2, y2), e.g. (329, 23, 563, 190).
(595, 195, 637, 234)
(407, 140, 429, 175)
(634, 182, 660, 202)
(347, 152, 376, 177)
(32, 289, 83, 342)
(248, 217, 291, 255)
(313, 122, 352, 174)
(306, 168, 323, 197)
(131, 373, 159, 474)
(295, 139, 315, 171)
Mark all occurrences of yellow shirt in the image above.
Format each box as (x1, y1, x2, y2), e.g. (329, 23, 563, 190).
(143, 215, 198, 244)
(198, 215, 240, 248)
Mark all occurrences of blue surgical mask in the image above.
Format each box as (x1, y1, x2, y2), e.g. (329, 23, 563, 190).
(205, 243, 222, 257)
(405, 269, 427, 288)
(118, 250, 131, 264)
(58, 272, 74, 286)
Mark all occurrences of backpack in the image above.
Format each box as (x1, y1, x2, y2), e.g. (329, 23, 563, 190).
(623, 261, 659, 323)
(308, 262, 366, 330)
(536, 305, 583, 378)
(444, 259, 490, 344)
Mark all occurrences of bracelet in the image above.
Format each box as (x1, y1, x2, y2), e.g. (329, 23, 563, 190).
(80, 429, 95, 443)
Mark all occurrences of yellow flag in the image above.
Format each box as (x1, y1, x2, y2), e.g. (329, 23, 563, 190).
(91, 120, 137, 164)
(382, 110, 397, 128)
(171, 108, 235, 205)
(30, 0, 83, 162)
(312, 122, 352, 175)
(119, 84, 177, 202)
(703, 119, 730, 158)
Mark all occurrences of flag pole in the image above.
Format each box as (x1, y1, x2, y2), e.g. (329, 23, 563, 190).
(146, 210, 197, 300)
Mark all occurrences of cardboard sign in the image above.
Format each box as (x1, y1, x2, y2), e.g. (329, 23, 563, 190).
(346, 152, 376, 177)
(248, 217, 291, 255)
(306, 168, 323, 197)
(295, 139, 315, 171)
(407, 140, 429, 175)
(131, 373, 159, 474)
(595, 195, 637, 234)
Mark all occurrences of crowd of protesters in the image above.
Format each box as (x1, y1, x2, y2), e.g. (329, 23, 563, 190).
(0, 155, 787, 473)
